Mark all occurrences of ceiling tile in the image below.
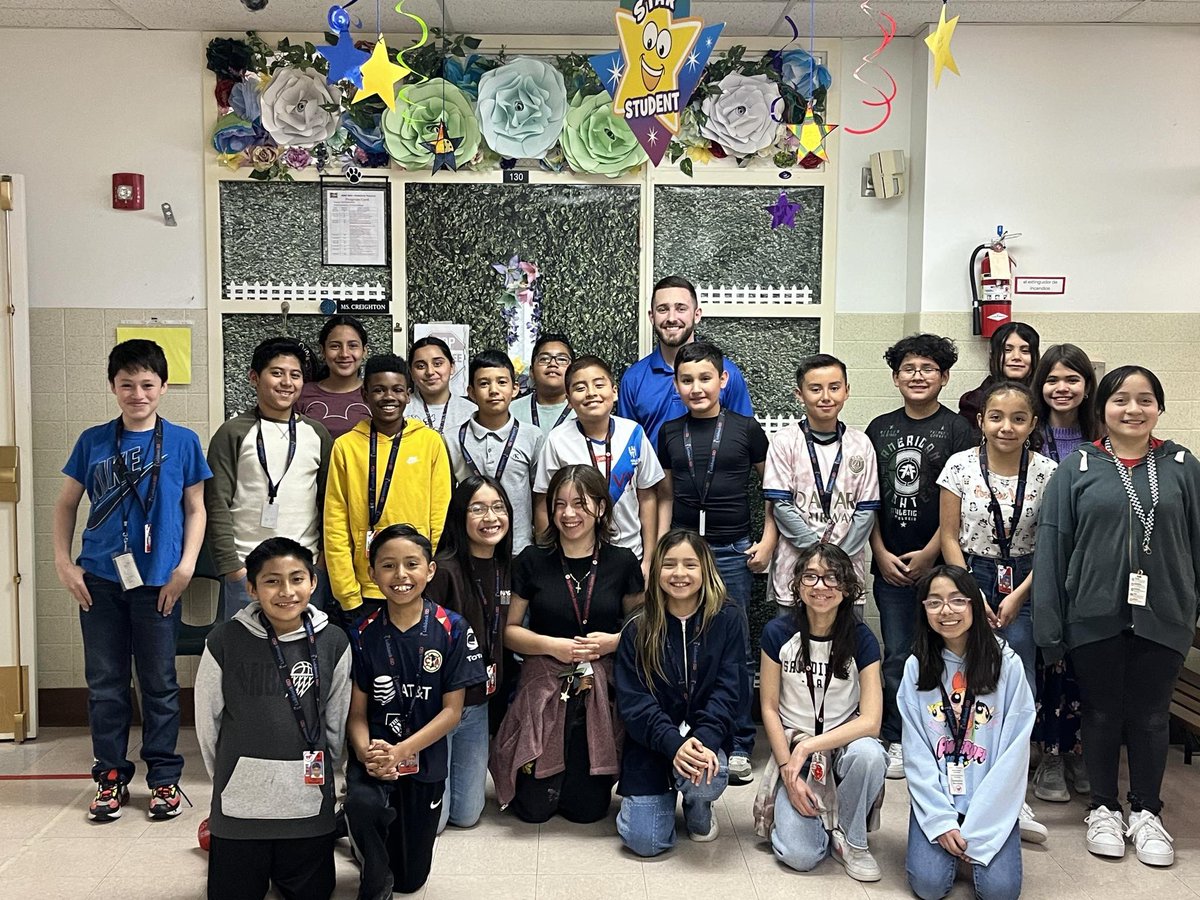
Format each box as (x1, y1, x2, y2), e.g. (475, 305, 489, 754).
(0, 7, 139, 26)
(1118, 0, 1200, 20)
(948, 2, 1143, 22)
(112, 0, 436, 32)
(0, 0, 113, 8)
(446, 0, 790, 36)
(776, 2, 932, 37)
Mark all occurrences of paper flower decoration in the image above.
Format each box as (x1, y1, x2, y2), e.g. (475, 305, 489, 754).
(211, 113, 262, 155)
(205, 38, 252, 79)
(476, 58, 568, 160)
(698, 73, 781, 156)
(259, 68, 342, 147)
(342, 110, 386, 154)
(560, 91, 648, 177)
(229, 81, 262, 123)
(443, 54, 489, 99)
(381, 79, 481, 170)
(780, 49, 833, 98)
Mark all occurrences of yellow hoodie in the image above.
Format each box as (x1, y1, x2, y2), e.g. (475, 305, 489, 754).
(324, 418, 451, 609)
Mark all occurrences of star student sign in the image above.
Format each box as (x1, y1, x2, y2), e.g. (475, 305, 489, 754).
(590, 0, 724, 166)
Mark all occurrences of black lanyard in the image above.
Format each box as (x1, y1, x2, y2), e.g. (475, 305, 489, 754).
(255, 410, 298, 504)
(259, 610, 322, 750)
(458, 420, 520, 481)
(938, 681, 975, 764)
(663, 614, 700, 712)
(530, 393, 571, 429)
(471, 559, 506, 665)
(561, 544, 600, 630)
(368, 424, 403, 529)
(578, 420, 614, 490)
(1043, 427, 1060, 463)
(804, 656, 830, 736)
(978, 446, 1028, 561)
(382, 601, 433, 734)
(683, 410, 725, 507)
(800, 419, 845, 524)
(113, 417, 163, 552)
(419, 396, 450, 435)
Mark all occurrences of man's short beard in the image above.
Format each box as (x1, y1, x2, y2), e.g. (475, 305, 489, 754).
(655, 324, 695, 348)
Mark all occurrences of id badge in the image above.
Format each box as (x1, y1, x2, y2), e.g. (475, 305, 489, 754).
(260, 500, 280, 529)
(144, 524, 153, 554)
(678, 719, 690, 738)
(303, 750, 325, 785)
(1128, 571, 1149, 607)
(394, 753, 419, 776)
(486, 663, 498, 696)
(947, 762, 967, 796)
(698, 510, 707, 537)
(996, 564, 1014, 595)
(112, 552, 144, 590)
(810, 751, 827, 785)
(365, 529, 375, 551)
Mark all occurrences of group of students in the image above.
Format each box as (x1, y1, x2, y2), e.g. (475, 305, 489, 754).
(51, 275, 1200, 900)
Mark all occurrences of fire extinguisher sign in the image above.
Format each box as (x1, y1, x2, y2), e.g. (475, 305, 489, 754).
(1014, 277, 1067, 295)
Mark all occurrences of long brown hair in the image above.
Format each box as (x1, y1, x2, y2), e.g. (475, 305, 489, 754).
(788, 543, 863, 680)
(634, 529, 727, 693)
(536, 464, 615, 548)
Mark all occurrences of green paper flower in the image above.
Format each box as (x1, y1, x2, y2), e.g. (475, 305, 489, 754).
(560, 91, 647, 177)
(382, 78, 481, 170)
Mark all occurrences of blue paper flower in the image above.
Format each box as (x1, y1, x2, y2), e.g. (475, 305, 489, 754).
(476, 57, 568, 160)
(780, 49, 832, 98)
(212, 112, 261, 154)
(443, 53, 488, 99)
(229, 80, 262, 123)
(342, 110, 386, 154)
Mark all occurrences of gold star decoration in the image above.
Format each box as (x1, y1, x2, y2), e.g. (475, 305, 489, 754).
(925, 3, 960, 87)
(354, 36, 411, 111)
(612, 6, 702, 135)
(787, 101, 838, 162)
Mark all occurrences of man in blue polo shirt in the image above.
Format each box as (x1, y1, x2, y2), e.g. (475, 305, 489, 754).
(617, 274, 753, 446)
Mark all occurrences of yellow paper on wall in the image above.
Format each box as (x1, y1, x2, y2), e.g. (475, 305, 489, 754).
(115, 326, 192, 385)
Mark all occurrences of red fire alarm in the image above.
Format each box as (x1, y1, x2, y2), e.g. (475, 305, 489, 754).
(112, 173, 144, 210)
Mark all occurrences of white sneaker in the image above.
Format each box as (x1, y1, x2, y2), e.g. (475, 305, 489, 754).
(831, 828, 882, 882)
(1084, 806, 1126, 859)
(1127, 810, 1174, 866)
(689, 813, 719, 843)
(885, 742, 905, 780)
(1019, 801, 1048, 844)
(727, 754, 753, 785)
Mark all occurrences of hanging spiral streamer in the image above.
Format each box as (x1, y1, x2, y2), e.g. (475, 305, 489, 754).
(842, 0, 898, 136)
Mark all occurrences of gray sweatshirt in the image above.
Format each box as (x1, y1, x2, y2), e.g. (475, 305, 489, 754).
(196, 603, 352, 840)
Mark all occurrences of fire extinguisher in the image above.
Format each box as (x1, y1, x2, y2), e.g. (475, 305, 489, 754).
(969, 226, 1019, 337)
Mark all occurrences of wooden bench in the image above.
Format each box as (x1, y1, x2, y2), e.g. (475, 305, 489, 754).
(1169, 628, 1200, 764)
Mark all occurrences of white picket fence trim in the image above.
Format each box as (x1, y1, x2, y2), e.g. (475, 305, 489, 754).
(697, 283, 816, 306)
(224, 281, 387, 304)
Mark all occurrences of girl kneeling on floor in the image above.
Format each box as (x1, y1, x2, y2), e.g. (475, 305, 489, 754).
(901, 565, 1034, 900)
(614, 529, 747, 855)
(755, 544, 888, 883)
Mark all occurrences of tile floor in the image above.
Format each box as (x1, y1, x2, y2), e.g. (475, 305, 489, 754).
(1, 727, 1199, 899)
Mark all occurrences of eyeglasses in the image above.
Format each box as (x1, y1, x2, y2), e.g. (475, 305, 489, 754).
(799, 572, 842, 588)
(535, 353, 572, 366)
(922, 597, 971, 612)
(467, 502, 509, 518)
(899, 365, 941, 378)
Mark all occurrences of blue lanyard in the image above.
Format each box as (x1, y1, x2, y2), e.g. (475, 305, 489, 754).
(368, 424, 402, 529)
(530, 393, 571, 429)
(113, 417, 163, 553)
(382, 601, 433, 735)
(978, 446, 1028, 561)
(458, 419, 521, 481)
(800, 419, 845, 522)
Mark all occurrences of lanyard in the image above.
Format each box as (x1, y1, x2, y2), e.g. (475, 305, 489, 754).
(471, 559, 506, 665)
(1043, 427, 1060, 463)
(368, 424, 403, 529)
(530, 393, 571, 429)
(113, 417, 163, 552)
(419, 396, 450, 435)
(804, 657, 830, 736)
(683, 409, 725, 507)
(1105, 438, 1159, 555)
(938, 681, 975, 764)
(255, 410, 298, 504)
(978, 446, 1028, 561)
(800, 419, 845, 527)
(259, 610, 322, 750)
(578, 420, 614, 490)
(458, 420, 520, 481)
(382, 601, 433, 734)
(560, 544, 600, 630)
(663, 614, 700, 717)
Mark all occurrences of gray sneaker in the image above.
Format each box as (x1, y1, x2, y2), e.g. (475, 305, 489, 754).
(728, 754, 753, 784)
(1064, 754, 1091, 795)
(831, 828, 882, 882)
(1033, 754, 1070, 802)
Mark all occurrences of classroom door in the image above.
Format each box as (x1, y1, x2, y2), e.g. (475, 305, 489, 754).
(0, 174, 38, 741)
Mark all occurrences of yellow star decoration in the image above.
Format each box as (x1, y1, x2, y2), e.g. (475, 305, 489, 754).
(788, 101, 837, 162)
(925, 3, 960, 87)
(354, 36, 411, 111)
(612, 6, 702, 135)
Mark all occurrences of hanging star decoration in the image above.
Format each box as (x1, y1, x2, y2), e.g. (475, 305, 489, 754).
(316, 6, 369, 87)
(354, 36, 410, 111)
(421, 120, 463, 174)
(925, 2, 960, 87)
(788, 100, 838, 162)
(765, 192, 804, 229)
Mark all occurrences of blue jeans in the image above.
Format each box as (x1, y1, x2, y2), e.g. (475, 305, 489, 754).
(708, 537, 756, 756)
(80, 573, 183, 787)
(438, 700, 490, 832)
(616, 752, 728, 857)
(223, 569, 333, 620)
(906, 813, 1022, 900)
(771, 737, 887, 870)
(966, 555, 1035, 694)
(874, 578, 920, 744)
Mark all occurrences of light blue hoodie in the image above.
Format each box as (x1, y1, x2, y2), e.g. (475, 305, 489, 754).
(899, 643, 1034, 866)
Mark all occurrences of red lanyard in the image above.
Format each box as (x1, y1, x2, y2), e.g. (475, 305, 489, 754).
(560, 545, 600, 629)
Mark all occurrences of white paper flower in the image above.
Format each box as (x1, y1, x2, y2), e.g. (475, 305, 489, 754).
(476, 57, 568, 159)
(698, 73, 781, 156)
(260, 68, 342, 147)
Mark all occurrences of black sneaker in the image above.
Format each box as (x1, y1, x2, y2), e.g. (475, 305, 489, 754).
(88, 769, 130, 822)
(148, 783, 192, 820)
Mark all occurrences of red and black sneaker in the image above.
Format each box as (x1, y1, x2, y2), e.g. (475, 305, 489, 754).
(88, 769, 130, 822)
(148, 783, 191, 820)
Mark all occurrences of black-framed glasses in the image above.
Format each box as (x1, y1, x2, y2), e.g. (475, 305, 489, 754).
(467, 501, 509, 518)
(922, 597, 971, 612)
(535, 353, 572, 366)
(799, 572, 842, 588)
(899, 364, 941, 378)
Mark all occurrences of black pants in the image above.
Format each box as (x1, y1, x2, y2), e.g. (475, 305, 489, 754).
(207, 832, 335, 900)
(1071, 632, 1185, 815)
(509, 692, 615, 824)
(344, 759, 443, 898)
